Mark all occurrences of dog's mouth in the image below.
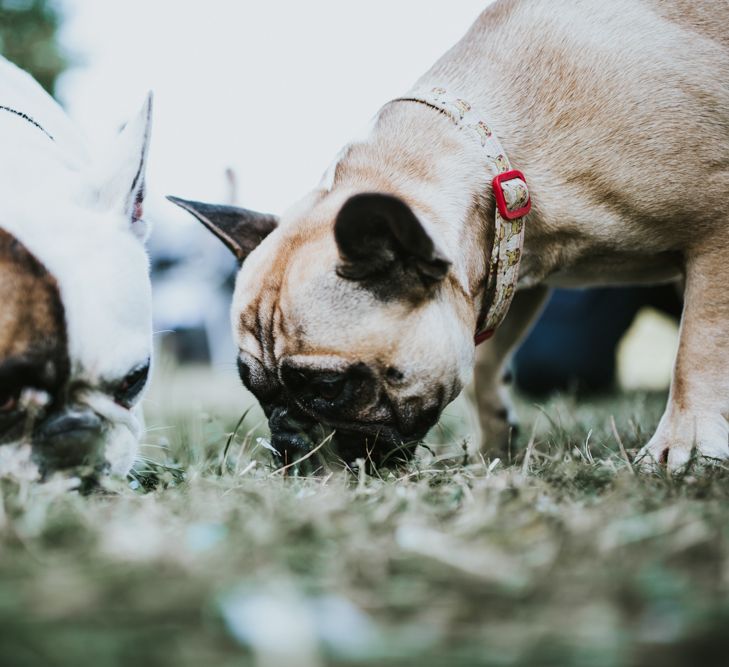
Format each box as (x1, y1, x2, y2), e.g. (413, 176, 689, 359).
(330, 427, 421, 467)
(267, 404, 426, 468)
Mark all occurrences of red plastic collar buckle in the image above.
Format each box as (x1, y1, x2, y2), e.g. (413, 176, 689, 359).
(492, 169, 531, 220)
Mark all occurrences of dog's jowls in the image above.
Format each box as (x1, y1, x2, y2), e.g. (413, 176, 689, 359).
(0, 56, 154, 482)
(173, 0, 729, 470)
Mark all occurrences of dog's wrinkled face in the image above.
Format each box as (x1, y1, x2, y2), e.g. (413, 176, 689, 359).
(171, 191, 475, 465)
(0, 98, 153, 482)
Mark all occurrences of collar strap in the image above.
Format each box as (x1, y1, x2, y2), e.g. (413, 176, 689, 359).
(0, 105, 54, 141)
(391, 86, 530, 346)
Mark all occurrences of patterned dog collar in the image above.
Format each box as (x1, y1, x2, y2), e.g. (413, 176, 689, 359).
(391, 86, 531, 346)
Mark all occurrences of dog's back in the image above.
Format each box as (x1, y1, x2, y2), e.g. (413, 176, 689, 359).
(645, 0, 729, 49)
(0, 56, 88, 167)
(421, 0, 729, 259)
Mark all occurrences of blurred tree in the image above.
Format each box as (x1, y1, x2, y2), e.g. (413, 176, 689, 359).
(0, 0, 67, 96)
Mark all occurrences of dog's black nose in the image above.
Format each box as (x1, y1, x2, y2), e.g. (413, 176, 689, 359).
(280, 364, 349, 403)
(34, 409, 104, 470)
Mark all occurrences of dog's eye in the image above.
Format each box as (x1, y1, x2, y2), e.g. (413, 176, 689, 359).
(113, 361, 150, 408)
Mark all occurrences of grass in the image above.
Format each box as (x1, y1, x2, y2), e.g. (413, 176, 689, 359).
(1, 365, 729, 667)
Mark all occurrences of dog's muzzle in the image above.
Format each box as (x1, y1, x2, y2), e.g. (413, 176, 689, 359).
(33, 407, 106, 472)
(267, 403, 421, 467)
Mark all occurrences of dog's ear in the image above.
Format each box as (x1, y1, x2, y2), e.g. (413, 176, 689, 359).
(166, 197, 279, 263)
(334, 193, 451, 286)
(92, 93, 153, 241)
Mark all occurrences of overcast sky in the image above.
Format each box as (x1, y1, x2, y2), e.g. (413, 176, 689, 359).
(57, 1, 486, 227)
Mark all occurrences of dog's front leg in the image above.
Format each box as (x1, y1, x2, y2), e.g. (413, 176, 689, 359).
(638, 245, 729, 471)
(473, 285, 549, 456)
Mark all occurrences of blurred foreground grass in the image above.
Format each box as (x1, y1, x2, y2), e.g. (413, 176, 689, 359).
(2, 359, 729, 667)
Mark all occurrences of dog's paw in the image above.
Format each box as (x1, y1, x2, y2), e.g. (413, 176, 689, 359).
(635, 437, 692, 473)
(476, 371, 519, 458)
(635, 411, 729, 473)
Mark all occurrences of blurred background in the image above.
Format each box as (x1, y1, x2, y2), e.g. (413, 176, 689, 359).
(0, 0, 681, 442)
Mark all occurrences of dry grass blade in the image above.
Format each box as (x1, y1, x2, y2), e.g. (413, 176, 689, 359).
(268, 432, 335, 477)
(610, 414, 635, 475)
(219, 407, 252, 475)
(521, 414, 541, 475)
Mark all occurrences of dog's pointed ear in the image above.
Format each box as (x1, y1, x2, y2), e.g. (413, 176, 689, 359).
(334, 193, 451, 286)
(92, 92, 153, 240)
(166, 197, 279, 263)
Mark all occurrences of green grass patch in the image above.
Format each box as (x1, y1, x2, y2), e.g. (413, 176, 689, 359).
(1, 383, 728, 667)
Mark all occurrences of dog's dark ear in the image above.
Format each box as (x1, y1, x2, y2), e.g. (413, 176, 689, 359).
(167, 197, 278, 263)
(334, 193, 451, 285)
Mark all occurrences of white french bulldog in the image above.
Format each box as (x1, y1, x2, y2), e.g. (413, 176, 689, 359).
(0, 56, 153, 482)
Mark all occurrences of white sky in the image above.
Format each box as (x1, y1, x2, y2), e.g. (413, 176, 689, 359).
(57, 0, 486, 224)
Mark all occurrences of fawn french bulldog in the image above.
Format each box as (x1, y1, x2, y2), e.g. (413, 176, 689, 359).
(172, 0, 729, 470)
(0, 56, 153, 481)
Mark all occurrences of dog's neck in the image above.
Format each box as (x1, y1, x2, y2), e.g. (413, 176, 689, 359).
(323, 89, 538, 333)
(0, 118, 82, 220)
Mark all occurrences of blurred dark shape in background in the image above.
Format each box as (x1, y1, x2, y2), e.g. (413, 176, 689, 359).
(148, 217, 238, 366)
(514, 285, 682, 396)
(0, 0, 68, 96)
(148, 166, 240, 366)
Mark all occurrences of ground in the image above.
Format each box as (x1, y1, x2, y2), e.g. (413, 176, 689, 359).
(1, 361, 729, 667)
